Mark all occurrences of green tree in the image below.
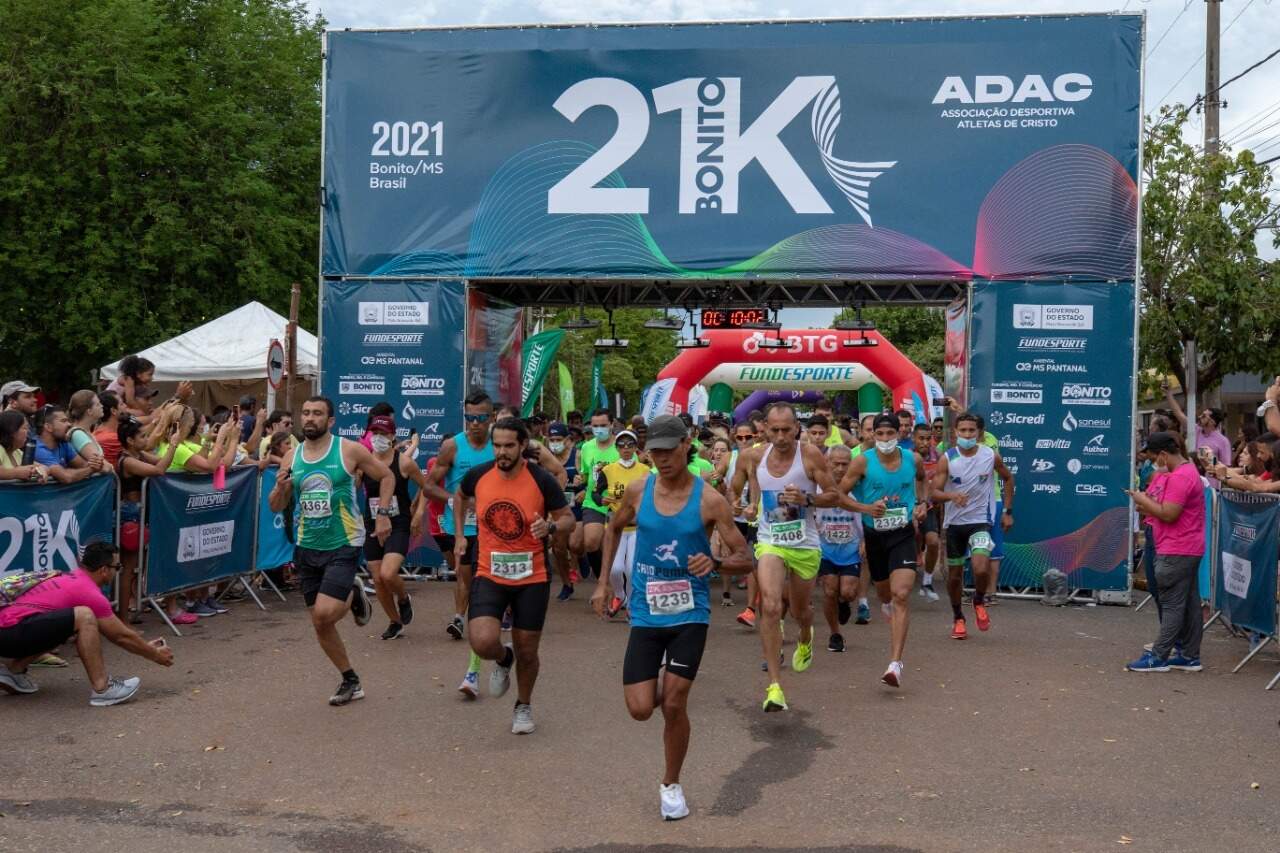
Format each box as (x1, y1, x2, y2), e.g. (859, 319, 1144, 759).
(546, 308, 678, 417)
(0, 0, 323, 393)
(831, 306, 946, 380)
(1140, 106, 1280, 393)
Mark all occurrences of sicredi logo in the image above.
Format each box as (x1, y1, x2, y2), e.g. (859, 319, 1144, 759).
(933, 74, 1093, 104)
(401, 375, 446, 396)
(339, 380, 385, 395)
(1061, 384, 1112, 406)
(987, 411, 1044, 427)
(362, 333, 424, 346)
(1036, 439, 1070, 450)
(990, 387, 1042, 405)
(1012, 304, 1094, 330)
(186, 492, 232, 512)
(359, 302, 430, 326)
(1032, 483, 1062, 495)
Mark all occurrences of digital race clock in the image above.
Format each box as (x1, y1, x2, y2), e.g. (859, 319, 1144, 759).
(700, 308, 770, 329)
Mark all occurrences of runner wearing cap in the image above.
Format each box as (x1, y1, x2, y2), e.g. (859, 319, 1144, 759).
(593, 414, 753, 820)
(733, 402, 843, 712)
(593, 430, 649, 617)
(362, 413, 429, 641)
(835, 414, 929, 688)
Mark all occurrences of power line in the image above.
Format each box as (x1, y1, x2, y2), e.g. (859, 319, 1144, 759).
(1234, 117, 1280, 148)
(1223, 98, 1280, 144)
(1156, 0, 1259, 108)
(1154, 43, 1280, 133)
(1147, 0, 1194, 61)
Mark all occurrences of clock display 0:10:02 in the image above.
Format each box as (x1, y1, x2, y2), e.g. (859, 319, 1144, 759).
(700, 308, 769, 329)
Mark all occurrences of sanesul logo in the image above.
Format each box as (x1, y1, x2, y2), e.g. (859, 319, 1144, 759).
(1062, 410, 1112, 432)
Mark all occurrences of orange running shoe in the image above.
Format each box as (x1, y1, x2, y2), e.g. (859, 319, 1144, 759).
(607, 596, 623, 618)
(974, 603, 990, 632)
(736, 607, 757, 629)
(951, 618, 967, 640)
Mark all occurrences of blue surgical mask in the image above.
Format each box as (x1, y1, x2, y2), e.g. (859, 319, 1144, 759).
(593, 426, 611, 441)
(957, 436, 978, 450)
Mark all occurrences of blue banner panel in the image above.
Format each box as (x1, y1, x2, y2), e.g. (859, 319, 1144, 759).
(968, 281, 1135, 590)
(323, 15, 1141, 279)
(1215, 491, 1279, 637)
(321, 278, 466, 456)
(144, 468, 258, 597)
(0, 477, 116, 574)
(256, 468, 295, 571)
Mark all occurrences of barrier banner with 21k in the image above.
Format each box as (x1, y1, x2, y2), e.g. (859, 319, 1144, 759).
(1214, 491, 1279, 637)
(968, 281, 1135, 591)
(321, 278, 465, 455)
(323, 16, 1139, 280)
(0, 476, 116, 574)
(144, 468, 257, 597)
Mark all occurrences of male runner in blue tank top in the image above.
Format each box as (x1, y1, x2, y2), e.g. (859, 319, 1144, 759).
(836, 414, 929, 688)
(592, 415, 752, 822)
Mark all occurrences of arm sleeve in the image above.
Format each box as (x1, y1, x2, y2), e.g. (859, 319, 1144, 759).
(534, 466, 569, 512)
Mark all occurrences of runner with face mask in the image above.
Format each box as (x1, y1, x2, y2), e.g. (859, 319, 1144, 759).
(593, 430, 648, 617)
(571, 409, 619, 593)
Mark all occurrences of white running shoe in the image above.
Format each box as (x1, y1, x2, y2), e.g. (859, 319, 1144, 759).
(458, 670, 479, 700)
(920, 586, 940, 603)
(881, 602, 894, 619)
(512, 702, 535, 734)
(490, 644, 513, 698)
(881, 660, 903, 688)
(660, 783, 690, 821)
(89, 676, 141, 707)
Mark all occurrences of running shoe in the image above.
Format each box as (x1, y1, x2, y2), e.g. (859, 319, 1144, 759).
(607, 596, 624, 618)
(881, 602, 893, 620)
(90, 676, 141, 707)
(350, 582, 372, 627)
(0, 665, 37, 695)
(30, 653, 68, 668)
(838, 600, 851, 626)
(557, 583, 574, 602)
(919, 585, 940, 603)
(203, 597, 229, 614)
(951, 618, 967, 640)
(736, 607, 756, 629)
(827, 633, 845, 653)
(569, 569, 581, 584)
(660, 783, 690, 821)
(881, 661, 903, 688)
(398, 594, 414, 626)
(855, 602, 870, 625)
(792, 640, 813, 672)
(512, 703, 535, 734)
(759, 652, 785, 672)
(1167, 654, 1203, 672)
(187, 600, 218, 618)
(721, 592, 734, 607)
(974, 602, 990, 632)
(500, 609, 513, 632)
(1125, 650, 1170, 672)
(381, 622, 404, 641)
(170, 610, 198, 625)
(490, 644, 514, 698)
(446, 614, 465, 640)
(762, 682, 788, 712)
(458, 670, 479, 699)
(329, 677, 364, 706)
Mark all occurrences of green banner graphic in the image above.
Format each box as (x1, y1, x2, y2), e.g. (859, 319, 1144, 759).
(520, 329, 565, 417)
(557, 361, 575, 418)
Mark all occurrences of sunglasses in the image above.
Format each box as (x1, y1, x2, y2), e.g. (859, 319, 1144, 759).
(464, 413, 491, 423)
(616, 440, 638, 448)
(108, 562, 124, 571)
(734, 434, 755, 441)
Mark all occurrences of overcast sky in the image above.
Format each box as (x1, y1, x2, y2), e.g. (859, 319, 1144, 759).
(306, 0, 1280, 326)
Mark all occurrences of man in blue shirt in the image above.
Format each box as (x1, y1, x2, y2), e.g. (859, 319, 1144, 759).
(34, 406, 103, 483)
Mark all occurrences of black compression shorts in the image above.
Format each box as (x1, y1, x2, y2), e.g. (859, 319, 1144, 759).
(0, 608, 76, 660)
(363, 526, 411, 562)
(622, 623, 709, 685)
(295, 545, 360, 607)
(468, 576, 551, 632)
(862, 527, 918, 584)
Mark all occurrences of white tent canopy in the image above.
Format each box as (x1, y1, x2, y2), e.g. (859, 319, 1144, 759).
(99, 302, 317, 382)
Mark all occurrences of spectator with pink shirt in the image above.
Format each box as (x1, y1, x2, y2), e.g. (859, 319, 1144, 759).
(0, 541, 175, 706)
(1124, 432, 1206, 673)
(1163, 385, 1231, 467)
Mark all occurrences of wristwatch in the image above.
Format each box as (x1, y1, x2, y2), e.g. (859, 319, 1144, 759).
(711, 557, 723, 573)
(804, 493, 815, 507)
(375, 507, 394, 517)
(545, 520, 558, 538)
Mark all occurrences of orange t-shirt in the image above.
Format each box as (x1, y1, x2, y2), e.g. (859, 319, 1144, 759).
(459, 460, 567, 586)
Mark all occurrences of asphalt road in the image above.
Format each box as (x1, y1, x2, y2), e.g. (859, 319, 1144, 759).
(2, 578, 1278, 853)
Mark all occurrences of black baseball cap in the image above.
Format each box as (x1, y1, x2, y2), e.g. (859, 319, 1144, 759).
(1143, 431, 1179, 454)
(547, 422, 569, 438)
(646, 415, 689, 450)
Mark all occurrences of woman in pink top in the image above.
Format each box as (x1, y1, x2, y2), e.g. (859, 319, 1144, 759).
(1125, 432, 1206, 673)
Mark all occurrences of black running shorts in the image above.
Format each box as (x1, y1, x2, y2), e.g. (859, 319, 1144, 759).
(862, 526, 918, 584)
(295, 545, 360, 607)
(622, 622, 709, 685)
(363, 526, 411, 562)
(0, 608, 76, 659)
(468, 576, 551, 632)
(945, 523, 995, 566)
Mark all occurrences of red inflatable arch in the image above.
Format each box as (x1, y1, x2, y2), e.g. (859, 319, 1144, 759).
(649, 329, 931, 421)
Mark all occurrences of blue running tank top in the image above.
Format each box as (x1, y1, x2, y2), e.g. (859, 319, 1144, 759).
(442, 431, 493, 536)
(855, 449, 917, 534)
(630, 477, 712, 628)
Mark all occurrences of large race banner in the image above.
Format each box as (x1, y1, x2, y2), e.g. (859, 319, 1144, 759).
(144, 468, 258, 597)
(321, 278, 465, 456)
(1215, 491, 1279, 637)
(969, 281, 1135, 590)
(0, 477, 116, 574)
(322, 15, 1140, 280)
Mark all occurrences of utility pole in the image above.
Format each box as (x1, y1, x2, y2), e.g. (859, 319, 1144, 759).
(1185, 0, 1223, 450)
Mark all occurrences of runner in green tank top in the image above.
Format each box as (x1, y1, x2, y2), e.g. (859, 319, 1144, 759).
(269, 397, 396, 707)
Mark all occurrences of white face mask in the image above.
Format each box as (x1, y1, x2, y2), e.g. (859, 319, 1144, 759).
(619, 456, 637, 468)
(876, 439, 898, 454)
(548, 441, 565, 454)
(371, 435, 393, 453)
